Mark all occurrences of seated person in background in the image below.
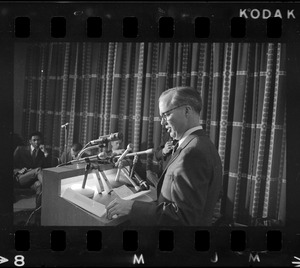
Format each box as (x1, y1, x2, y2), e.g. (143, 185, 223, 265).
(107, 139, 125, 156)
(59, 142, 83, 163)
(13, 131, 50, 204)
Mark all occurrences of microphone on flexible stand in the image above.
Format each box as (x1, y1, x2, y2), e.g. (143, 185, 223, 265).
(112, 148, 154, 183)
(121, 168, 140, 192)
(114, 148, 155, 159)
(77, 133, 123, 159)
(129, 154, 137, 179)
(89, 132, 123, 145)
(57, 151, 109, 166)
(61, 123, 69, 161)
(129, 154, 149, 191)
(115, 143, 133, 182)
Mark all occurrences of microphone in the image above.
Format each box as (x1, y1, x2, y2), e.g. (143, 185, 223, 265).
(67, 152, 108, 165)
(114, 148, 155, 159)
(120, 168, 140, 192)
(129, 155, 150, 191)
(136, 178, 150, 191)
(115, 143, 133, 167)
(129, 154, 138, 179)
(115, 143, 133, 182)
(90, 132, 123, 145)
(61, 122, 69, 128)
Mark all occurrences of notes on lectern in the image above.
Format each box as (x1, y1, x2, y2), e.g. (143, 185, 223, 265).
(113, 185, 135, 198)
(61, 188, 107, 218)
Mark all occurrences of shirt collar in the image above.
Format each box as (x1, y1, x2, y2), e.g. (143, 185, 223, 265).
(31, 145, 37, 152)
(178, 125, 203, 147)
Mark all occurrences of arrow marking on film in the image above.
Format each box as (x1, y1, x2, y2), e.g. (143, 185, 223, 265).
(0, 256, 9, 265)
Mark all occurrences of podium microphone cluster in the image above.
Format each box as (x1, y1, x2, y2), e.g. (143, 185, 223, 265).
(114, 148, 155, 189)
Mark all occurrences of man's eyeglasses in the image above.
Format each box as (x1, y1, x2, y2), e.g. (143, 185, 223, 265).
(160, 104, 186, 122)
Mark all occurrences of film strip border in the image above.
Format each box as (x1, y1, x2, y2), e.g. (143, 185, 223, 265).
(1, 2, 297, 41)
(13, 229, 283, 252)
(2, 228, 298, 266)
(15, 16, 283, 39)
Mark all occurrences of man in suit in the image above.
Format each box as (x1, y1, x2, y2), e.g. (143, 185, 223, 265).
(106, 87, 223, 226)
(13, 131, 49, 200)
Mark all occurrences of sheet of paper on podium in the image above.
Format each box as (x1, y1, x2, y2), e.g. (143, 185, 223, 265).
(113, 184, 134, 198)
(114, 185, 152, 201)
(61, 188, 106, 218)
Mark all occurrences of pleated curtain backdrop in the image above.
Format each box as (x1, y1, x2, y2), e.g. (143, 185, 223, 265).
(21, 42, 286, 226)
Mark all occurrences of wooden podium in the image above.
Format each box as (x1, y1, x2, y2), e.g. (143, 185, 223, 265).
(41, 163, 156, 226)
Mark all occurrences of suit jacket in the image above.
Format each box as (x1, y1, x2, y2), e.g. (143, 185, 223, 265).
(154, 133, 173, 177)
(14, 145, 48, 170)
(130, 129, 222, 226)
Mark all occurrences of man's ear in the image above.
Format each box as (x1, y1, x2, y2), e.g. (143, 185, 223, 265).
(185, 105, 192, 115)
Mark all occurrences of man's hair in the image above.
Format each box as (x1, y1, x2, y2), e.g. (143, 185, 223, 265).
(159, 86, 202, 114)
(111, 138, 122, 143)
(29, 131, 43, 140)
(71, 143, 83, 152)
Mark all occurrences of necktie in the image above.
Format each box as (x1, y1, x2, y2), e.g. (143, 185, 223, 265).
(32, 148, 37, 161)
(172, 142, 179, 155)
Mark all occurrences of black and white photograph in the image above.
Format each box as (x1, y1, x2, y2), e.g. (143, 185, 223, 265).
(1, 1, 299, 267)
(13, 41, 287, 228)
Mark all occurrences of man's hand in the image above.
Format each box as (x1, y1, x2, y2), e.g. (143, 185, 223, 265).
(106, 198, 134, 220)
(162, 141, 173, 155)
(39, 144, 49, 157)
(18, 167, 28, 175)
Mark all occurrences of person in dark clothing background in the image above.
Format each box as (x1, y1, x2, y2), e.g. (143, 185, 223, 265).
(59, 142, 83, 164)
(13, 131, 49, 205)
